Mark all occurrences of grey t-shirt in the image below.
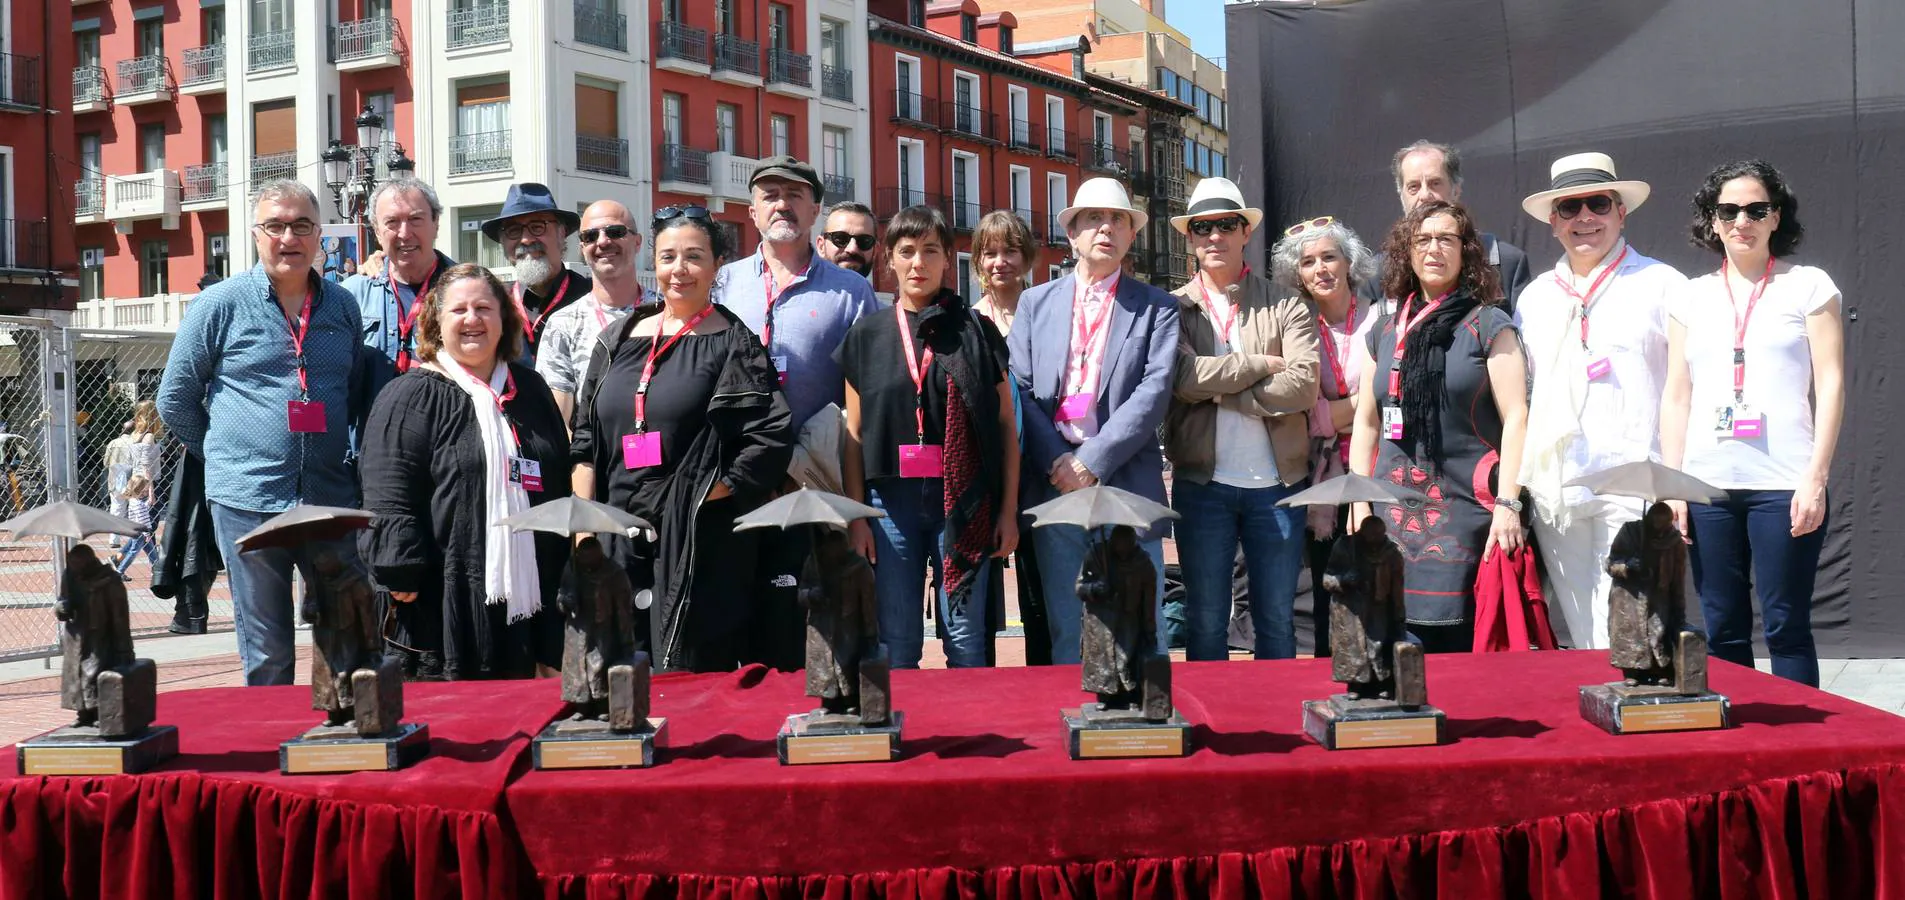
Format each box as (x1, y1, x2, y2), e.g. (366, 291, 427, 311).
(535, 293, 642, 397)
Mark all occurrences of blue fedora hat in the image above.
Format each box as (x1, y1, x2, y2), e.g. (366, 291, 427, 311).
(481, 182, 582, 243)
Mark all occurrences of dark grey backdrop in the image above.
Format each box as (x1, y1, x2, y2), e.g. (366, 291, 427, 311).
(1226, 0, 1904, 656)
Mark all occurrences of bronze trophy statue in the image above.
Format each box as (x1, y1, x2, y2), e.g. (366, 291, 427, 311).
(238, 506, 430, 774)
(1568, 462, 1731, 734)
(1026, 486, 1190, 760)
(1282, 475, 1446, 750)
(737, 488, 902, 766)
(498, 497, 666, 769)
(8, 503, 178, 774)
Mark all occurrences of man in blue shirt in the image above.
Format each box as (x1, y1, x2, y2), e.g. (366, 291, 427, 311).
(341, 177, 455, 421)
(158, 179, 370, 686)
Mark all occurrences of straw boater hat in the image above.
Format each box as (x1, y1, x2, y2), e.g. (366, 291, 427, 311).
(1520, 152, 1651, 221)
(1169, 177, 1264, 234)
(1056, 177, 1149, 233)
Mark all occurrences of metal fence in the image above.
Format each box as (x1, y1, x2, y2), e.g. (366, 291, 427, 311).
(0, 320, 234, 664)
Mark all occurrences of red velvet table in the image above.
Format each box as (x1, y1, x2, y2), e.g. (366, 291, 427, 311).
(4, 653, 1904, 900)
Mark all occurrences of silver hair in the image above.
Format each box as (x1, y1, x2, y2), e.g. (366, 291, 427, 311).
(368, 176, 443, 222)
(252, 178, 320, 217)
(1390, 139, 1463, 193)
(1268, 219, 1378, 299)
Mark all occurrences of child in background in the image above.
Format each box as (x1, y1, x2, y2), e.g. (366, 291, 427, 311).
(114, 473, 158, 581)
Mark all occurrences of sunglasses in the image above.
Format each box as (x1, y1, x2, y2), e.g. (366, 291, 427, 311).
(653, 205, 711, 226)
(579, 224, 632, 244)
(1189, 216, 1246, 237)
(1554, 195, 1616, 219)
(1283, 215, 1335, 237)
(823, 231, 876, 252)
(1714, 201, 1775, 223)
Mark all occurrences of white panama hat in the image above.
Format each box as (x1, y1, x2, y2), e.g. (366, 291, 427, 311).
(1056, 177, 1150, 234)
(1520, 152, 1652, 221)
(1168, 177, 1264, 233)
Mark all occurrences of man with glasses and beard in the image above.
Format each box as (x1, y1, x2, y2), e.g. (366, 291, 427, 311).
(537, 200, 654, 426)
(714, 156, 878, 670)
(814, 201, 881, 280)
(482, 183, 592, 360)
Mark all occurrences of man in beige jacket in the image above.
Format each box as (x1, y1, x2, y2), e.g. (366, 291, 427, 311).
(1163, 177, 1320, 660)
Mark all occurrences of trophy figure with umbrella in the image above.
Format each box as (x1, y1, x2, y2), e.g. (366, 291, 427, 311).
(1025, 485, 1191, 760)
(238, 506, 430, 774)
(7, 502, 179, 774)
(1568, 461, 1731, 734)
(497, 496, 667, 769)
(1279, 475, 1447, 750)
(735, 488, 900, 766)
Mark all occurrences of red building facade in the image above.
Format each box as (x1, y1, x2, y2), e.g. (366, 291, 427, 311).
(0, 0, 76, 311)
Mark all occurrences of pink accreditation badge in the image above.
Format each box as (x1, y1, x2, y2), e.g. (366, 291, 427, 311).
(771, 355, 789, 386)
(1056, 393, 1094, 423)
(510, 457, 544, 492)
(1382, 406, 1404, 441)
(622, 432, 662, 469)
(1731, 403, 1764, 439)
(898, 444, 944, 479)
(287, 400, 327, 433)
(1586, 357, 1612, 380)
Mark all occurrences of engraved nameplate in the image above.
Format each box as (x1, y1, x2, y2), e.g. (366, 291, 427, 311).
(1332, 715, 1441, 749)
(21, 746, 127, 775)
(1620, 700, 1726, 733)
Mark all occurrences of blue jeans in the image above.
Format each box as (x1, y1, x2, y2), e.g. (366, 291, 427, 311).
(115, 532, 156, 575)
(866, 478, 993, 669)
(1034, 519, 1166, 665)
(1172, 478, 1309, 660)
(209, 501, 366, 686)
(1688, 489, 1826, 687)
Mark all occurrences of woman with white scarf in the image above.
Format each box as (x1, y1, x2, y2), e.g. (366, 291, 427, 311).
(362, 263, 572, 680)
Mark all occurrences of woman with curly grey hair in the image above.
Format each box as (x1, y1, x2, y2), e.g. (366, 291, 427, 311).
(1270, 216, 1379, 656)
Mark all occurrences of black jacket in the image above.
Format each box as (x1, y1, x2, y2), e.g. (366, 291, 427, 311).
(151, 449, 222, 599)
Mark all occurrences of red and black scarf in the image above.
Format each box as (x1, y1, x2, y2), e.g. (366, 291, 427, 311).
(918, 291, 1004, 611)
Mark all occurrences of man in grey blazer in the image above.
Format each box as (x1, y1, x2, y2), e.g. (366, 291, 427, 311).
(1007, 177, 1181, 665)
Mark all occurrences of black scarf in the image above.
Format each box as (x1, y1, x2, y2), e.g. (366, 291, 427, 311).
(916, 289, 1004, 610)
(1396, 288, 1482, 468)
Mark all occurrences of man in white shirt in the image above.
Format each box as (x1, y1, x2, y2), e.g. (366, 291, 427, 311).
(536, 200, 650, 426)
(1514, 152, 1688, 649)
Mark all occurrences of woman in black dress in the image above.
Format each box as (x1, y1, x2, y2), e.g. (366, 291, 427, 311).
(569, 210, 793, 673)
(362, 263, 571, 679)
(1346, 201, 1530, 653)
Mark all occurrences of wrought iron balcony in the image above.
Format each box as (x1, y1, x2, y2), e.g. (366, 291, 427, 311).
(659, 143, 711, 187)
(712, 34, 760, 80)
(248, 151, 297, 194)
(766, 48, 811, 90)
(181, 45, 225, 90)
(0, 53, 42, 109)
(116, 55, 171, 100)
(248, 30, 296, 71)
(822, 174, 854, 202)
(573, 1, 626, 52)
(447, 1, 510, 50)
(0, 219, 51, 271)
(1045, 214, 1070, 247)
(820, 64, 852, 102)
(181, 162, 227, 204)
(940, 102, 995, 142)
(1008, 118, 1040, 154)
(576, 134, 628, 177)
(657, 22, 709, 68)
(1085, 141, 1131, 175)
(1046, 128, 1076, 162)
(891, 90, 934, 128)
(450, 131, 512, 175)
(75, 179, 105, 219)
(949, 197, 981, 233)
(332, 16, 402, 66)
(874, 187, 948, 221)
(72, 65, 109, 111)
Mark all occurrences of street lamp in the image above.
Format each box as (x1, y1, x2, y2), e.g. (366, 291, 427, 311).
(324, 105, 405, 227)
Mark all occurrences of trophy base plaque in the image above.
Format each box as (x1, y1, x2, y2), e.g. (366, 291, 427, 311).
(1580, 683, 1729, 735)
(1062, 705, 1193, 760)
(533, 718, 669, 769)
(279, 721, 430, 775)
(16, 724, 179, 775)
(1303, 694, 1446, 750)
(777, 711, 904, 765)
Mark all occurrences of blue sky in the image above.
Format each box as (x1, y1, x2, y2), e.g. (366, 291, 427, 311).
(1162, 0, 1227, 67)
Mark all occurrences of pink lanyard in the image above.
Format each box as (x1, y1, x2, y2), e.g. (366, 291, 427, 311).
(465, 366, 521, 449)
(284, 291, 314, 398)
(391, 257, 441, 374)
(512, 272, 572, 342)
(1068, 274, 1119, 392)
(1385, 291, 1450, 399)
(759, 258, 812, 354)
(1193, 267, 1248, 341)
(633, 305, 714, 431)
(895, 302, 935, 441)
(1316, 299, 1357, 400)
(1551, 245, 1628, 349)
(1722, 255, 1775, 403)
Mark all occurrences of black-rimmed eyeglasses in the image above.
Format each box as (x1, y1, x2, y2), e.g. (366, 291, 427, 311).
(253, 220, 318, 238)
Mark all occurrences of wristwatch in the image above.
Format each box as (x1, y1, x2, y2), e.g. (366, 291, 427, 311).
(1498, 497, 1525, 513)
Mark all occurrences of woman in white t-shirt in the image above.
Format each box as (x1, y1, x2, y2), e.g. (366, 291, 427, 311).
(1270, 216, 1380, 657)
(1661, 160, 1844, 687)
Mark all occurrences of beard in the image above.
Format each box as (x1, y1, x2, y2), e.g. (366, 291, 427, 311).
(833, 253, 868, 274)
(765, 218, 802, 243)
(514, 255, 558, 290)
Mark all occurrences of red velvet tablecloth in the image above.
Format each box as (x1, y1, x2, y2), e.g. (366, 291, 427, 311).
(511, 653, 1905, 899)
(0, 683, 564, 900)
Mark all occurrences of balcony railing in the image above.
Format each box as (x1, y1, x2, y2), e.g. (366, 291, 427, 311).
(181, 45, 225, 86)
(949, 197, 980, 233)
(1085, 141, 1130, 175)
(941, 102, 995, 142)
(447, 1, 510, 49)
(249, 151, 297, 194)
(766, 48, 810, 88)
(0, 219, 50, 270)
(181, 162, 227, 203)
(874, 187, 948, 221)
(820, 64, 852, 102)
(573, 1, 626, 52)
(660, 143, 710, 186)
(450, 131, 512, 175)
(333, 16, 400, 62)
(0, 53, 42, 108)
(576, 134, 628, 177)
(891, 90, 933, 127)
(75, 179, 105, 218)
(116, 55, 169, 96)
(248, 30, 296, 71)
(1044, 214, 1069, 247)
(1046, 128, 1076, 161)
(822, 174, 854, 202)
(1008, 118, 1040, 153)
(73, 65, 107, 105)
(713, 34, 760, 77)
(657, 22, 708, 65)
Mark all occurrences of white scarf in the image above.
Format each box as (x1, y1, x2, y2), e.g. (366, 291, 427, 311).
(1524, 249, 1626, 531)
(436, 355, 542, 622)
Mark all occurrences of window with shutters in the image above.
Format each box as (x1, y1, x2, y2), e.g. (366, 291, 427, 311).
(574, 78, 619, 138)
(252, 100, 297, 156)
